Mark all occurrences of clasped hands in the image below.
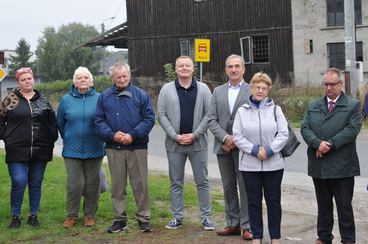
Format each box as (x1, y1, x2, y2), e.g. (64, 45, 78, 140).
(257, 147, 268, 161)
(316, 140, 331, 158)
(222, 135, 237, 153)
(176, 133, 195, 145)
(114, 131, 133, 145)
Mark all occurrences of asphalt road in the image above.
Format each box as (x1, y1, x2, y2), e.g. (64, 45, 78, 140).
(148, 126, 368, 177)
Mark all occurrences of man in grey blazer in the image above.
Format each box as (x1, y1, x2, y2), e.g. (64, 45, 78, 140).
(157, 56, 214, 230)
(208, 54, 252, 240)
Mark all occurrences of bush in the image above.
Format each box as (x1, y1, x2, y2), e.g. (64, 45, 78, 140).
(163, 63, 176, 81)
(36, 76, 112, 109)
(269, 82, 324, 124)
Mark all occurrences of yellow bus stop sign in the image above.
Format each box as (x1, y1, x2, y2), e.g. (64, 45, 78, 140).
(195, 39, 210, 63)
(0, 67, 7, 82)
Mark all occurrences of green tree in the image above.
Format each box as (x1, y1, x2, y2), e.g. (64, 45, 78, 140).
(35, 27, 63, 82)
(9, 38, 33, 74)
(35, 23, 103, 82)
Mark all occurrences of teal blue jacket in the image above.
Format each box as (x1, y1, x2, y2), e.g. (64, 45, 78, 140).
(301, 92, 361, 179)
(57, 85, 105, 159)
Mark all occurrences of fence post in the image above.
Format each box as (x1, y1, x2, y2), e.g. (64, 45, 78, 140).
(345, 71, 351, 96)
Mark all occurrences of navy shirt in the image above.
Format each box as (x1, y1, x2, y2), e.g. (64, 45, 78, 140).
(175, 80, 197, 134)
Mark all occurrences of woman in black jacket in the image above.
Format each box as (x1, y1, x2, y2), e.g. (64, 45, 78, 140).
(0, 67, 58, 228)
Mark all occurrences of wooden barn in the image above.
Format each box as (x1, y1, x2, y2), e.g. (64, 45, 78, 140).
(85, 0, 294, 84)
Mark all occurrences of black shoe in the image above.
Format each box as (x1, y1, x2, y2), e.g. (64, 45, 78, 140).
(107, 220, 127, 233)
(165, 217, 183, 229)
(8, 216, 21, 229)
(138, 220, 153, 233)
(27, 214, 40, 227)
(201, 217, 215, 230)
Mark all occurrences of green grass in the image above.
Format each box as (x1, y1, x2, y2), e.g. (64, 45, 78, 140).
(0, 150, 224, 243)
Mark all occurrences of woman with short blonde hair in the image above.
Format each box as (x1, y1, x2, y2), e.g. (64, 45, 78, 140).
(233, 72, 288, 244)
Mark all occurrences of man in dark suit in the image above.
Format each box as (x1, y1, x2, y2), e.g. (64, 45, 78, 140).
(208, 54, 252, 240)
(301, 68, 361, 244)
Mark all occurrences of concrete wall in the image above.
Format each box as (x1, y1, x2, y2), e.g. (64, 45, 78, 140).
(292, 0, 368, 84)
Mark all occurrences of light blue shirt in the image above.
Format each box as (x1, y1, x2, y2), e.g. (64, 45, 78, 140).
(228, 80, 243, 113)
(223, 80, 244, 143)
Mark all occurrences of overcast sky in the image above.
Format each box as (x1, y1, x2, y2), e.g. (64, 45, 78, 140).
(0, 0, 126, 52)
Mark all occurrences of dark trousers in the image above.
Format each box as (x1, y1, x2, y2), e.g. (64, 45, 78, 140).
(313, 177, 355, 244)
(242, 169, 283, 239)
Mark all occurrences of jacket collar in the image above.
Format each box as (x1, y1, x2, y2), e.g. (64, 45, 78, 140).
(249, 96, 274, 109)
(13, 88, 40, 101)
(325, 91, 345, 106)
(241, 96, 274, 109)
(69, 85, 96, 97)
(316, 92, 347, 116)
(112, 84, 131, 94)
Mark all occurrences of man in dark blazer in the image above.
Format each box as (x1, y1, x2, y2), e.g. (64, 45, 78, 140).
(301, 68, 361, 244)
(208, 54, 252, 240)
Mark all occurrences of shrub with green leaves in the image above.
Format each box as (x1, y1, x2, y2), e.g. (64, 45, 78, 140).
(36, 75, 112, 109)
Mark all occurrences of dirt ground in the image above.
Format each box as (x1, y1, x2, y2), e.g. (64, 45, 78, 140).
(97, 179, 368, 244)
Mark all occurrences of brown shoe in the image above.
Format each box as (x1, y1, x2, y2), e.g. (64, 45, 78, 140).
(216, 226, 241, 236)
(242, 229, 253, 240)
(63, 217, 76, 228)
(84, 217, 95, 227)
(315, 240, 327, 244)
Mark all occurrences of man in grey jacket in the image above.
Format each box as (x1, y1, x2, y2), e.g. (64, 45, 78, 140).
(208, 54, 253, 240)
(157, 55, 214, 230)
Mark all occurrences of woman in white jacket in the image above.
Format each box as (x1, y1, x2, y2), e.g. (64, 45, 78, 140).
(233, 72, 288, 244)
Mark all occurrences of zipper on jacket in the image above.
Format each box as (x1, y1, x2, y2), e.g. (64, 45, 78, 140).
(258, 109, 263, 170)
(28, 100, 34, 159)
(240, 151, 245, 164)
(82, 94, 86, 157)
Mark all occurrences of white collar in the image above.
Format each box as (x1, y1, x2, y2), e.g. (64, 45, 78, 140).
(327, 94, 340, 104)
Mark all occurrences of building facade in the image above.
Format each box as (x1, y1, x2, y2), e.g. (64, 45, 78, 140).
(292, 0, 368, 84)
(0, 50, 16, 71)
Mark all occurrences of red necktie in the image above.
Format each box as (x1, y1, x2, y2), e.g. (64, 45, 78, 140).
(328, 101, 334, 113)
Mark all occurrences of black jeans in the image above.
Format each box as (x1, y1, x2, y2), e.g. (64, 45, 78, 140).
(313, 177, 355, 244)
(242, 169, 284, 239)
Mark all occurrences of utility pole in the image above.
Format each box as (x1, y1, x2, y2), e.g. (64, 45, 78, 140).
(100, 17, 115, 75)
(101, 23, 105, 33)
(344, 0, 357, 96)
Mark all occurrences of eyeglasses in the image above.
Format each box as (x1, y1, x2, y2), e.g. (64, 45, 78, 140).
(252, 85, 269, 92)
(322, 81, 341, 88)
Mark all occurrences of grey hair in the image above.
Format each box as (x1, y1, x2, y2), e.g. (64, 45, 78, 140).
(225, 54, 246, 68)
(109, 62, 131, 77)
(73, 67, 93, 86)
(325, 67, 343, 82)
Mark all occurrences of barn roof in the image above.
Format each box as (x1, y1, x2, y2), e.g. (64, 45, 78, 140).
(83, 22, 128, 48)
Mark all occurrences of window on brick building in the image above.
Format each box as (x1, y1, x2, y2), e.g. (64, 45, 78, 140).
(327, 42, 363, 69)
(327, 0, 362, 26)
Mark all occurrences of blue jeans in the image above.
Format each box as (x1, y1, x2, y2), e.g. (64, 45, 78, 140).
(7, 161, 47, 217)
